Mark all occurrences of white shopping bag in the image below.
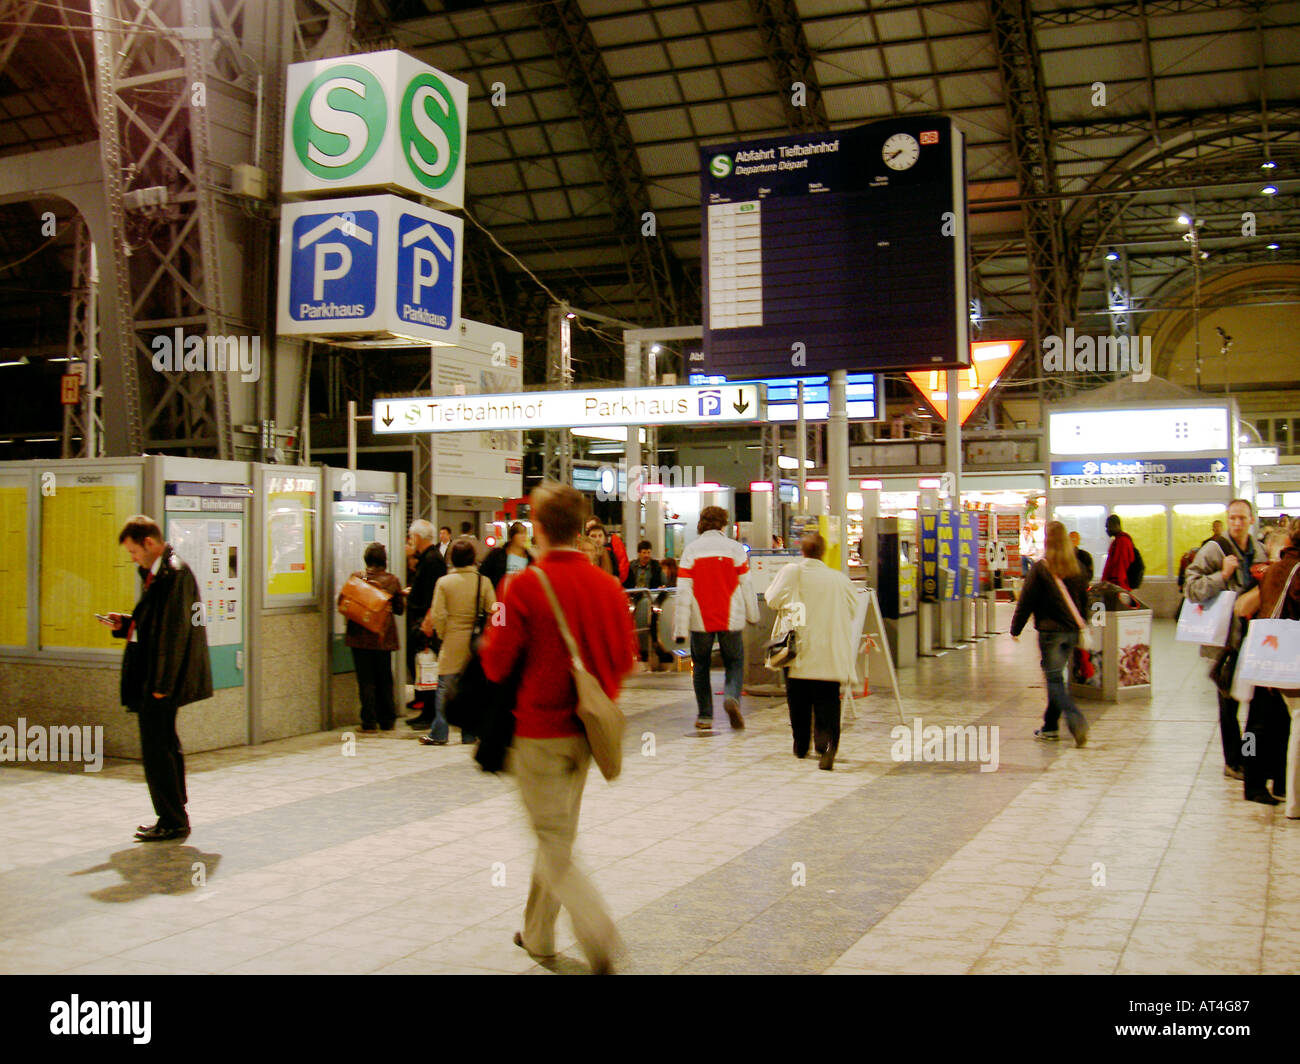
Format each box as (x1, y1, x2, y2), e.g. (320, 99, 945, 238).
(1175, 589, 1236, 646)
(1236, 619, 1300, 690)
(414, 648, 439, 689)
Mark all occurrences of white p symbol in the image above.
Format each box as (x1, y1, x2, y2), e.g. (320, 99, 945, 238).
(313, 242, 351, 300)
(402, 223, 453, 305)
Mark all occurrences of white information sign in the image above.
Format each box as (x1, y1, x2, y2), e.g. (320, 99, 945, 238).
(372, 383, 764, 434)
(427, 320, 524, 499)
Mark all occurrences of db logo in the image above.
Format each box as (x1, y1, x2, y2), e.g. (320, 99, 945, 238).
(920, 130, 939, 145)
(1263, 635, 1280, 650)
(292, 65, 388, 180)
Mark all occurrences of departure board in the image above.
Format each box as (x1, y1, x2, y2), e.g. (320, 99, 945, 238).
(700, 116, 969, 379)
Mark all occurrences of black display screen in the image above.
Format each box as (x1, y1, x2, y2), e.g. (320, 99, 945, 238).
(699, 116, 969, 379)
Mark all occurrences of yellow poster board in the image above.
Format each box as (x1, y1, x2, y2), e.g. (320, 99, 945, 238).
(0, 483, 28, 645)
(39, 478, 139, 649)
(265, 481, 316, 598)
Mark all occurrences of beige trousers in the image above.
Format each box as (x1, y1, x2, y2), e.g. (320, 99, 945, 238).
(510, 734, 621, 965)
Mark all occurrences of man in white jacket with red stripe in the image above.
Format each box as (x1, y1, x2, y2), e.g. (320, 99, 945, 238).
(674, 506, 759, 730)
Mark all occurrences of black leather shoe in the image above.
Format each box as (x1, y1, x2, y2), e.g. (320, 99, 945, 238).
(1245, 789, 1280, 806)
(793, 741, 808, 759)
(136, 824, 190, 842)
(406, 716, 433, 728)
(819, 750, 835, 771)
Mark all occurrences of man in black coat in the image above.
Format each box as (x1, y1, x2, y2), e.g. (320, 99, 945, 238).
(404, 519, 446, 727)
(101, 515, 212, 842)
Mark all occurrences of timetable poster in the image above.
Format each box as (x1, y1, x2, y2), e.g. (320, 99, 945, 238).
(699, 116, 969, 379)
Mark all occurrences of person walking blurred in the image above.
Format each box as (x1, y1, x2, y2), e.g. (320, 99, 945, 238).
(480, 521, 535, 593)
(1230, 517, 1300, 806)
(1011, 520, 1090, 747)
(1185, 498, 1265, 780)
(419, 538, 494, 747)
(674, 506, 759, 730)
(765, 531, 859, 770)
(480, 483, 635, 973)
(340, 543, 405, 734)
(404, 520, 446, 728)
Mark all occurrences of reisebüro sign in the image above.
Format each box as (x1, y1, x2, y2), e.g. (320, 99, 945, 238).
(372, 384, 764, 434)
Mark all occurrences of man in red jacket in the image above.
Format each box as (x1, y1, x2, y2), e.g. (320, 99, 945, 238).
(1100, 513, 1136, 590)
(481, 483, 634, 973)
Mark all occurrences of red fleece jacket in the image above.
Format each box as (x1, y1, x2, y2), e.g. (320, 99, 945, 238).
(479, 549, 635, 739)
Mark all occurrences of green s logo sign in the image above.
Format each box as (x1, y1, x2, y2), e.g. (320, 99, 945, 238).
(710, 154, 733, 178)
(292, 65, 387, 180)
(400, 73, 461, 190)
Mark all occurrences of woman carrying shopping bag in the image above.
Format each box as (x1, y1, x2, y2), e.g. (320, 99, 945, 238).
(1010, 520, 1090, 747)
(764, 531, 860, 770)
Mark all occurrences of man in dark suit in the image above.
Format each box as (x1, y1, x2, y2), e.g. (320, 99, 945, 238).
(404, 519, 447, 727)
(100, 515, 212, 842)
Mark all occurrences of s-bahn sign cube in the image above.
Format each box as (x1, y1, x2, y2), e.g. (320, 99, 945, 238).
(276, 194, 462, 344)
(282, 50, 468, 209)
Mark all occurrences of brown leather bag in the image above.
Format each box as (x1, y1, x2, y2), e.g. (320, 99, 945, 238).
(338, 572, 393, 636)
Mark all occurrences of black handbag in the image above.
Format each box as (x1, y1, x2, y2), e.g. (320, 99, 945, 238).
(1210, 645, 1239, 697)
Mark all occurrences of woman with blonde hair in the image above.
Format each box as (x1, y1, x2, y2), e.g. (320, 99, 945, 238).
(1010, 519, 1090, 747)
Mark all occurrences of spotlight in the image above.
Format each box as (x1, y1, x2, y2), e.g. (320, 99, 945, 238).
(1178, 213, 1191, 225)
(1106, 250, 1119, 261)
(1267, 242, 1280, 250)
(1261, 160, 1277, 170)
(1261, 185, 1278, 196)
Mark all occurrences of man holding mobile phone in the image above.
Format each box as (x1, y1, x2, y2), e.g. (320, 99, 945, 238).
(99, 515, 212, 841)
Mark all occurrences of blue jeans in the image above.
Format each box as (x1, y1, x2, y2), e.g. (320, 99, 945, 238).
(690, 630, 744, 719)
(1038, 630, 1087, 739)
(427, 671, 458, 743)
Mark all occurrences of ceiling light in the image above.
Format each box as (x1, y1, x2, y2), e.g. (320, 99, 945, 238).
(1105, 250, 1119, 261)
(1261, 160, 1277, 170)
(1267, 242, 1280, 250)
(1177, 213, 1191, 225)
(1261, 185, 1278, 196)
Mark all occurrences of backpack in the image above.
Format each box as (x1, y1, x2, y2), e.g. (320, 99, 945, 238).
(1127, 544, 1145, 590)
(1177, 548, 1197, 590)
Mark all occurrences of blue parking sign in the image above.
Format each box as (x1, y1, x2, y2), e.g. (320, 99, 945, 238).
(395, 212, 456, 334)
(288, 209, 378, 322)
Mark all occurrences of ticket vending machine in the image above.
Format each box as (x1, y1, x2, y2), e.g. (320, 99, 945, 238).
(875, 518, 918, 668)
(162, 481, 250, 693)
(325, 467, 406, 730)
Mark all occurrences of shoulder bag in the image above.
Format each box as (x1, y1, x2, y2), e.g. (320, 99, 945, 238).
(338, 573, 393, 636)
(1051, 572, 1092, 651)
(764, 565, 803, 669)
(532, 566, 625, 782)
(1235, 562, 1300, 697)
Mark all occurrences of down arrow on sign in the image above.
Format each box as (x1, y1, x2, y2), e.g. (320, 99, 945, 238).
(733, 391, 750, 414)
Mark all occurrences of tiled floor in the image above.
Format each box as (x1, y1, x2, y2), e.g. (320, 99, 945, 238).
(2, 604, 1297, 975)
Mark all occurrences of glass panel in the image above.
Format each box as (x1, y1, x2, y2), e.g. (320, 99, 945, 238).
(264, 472, 318, 600)
(39, 472, 140, 649)
(1053, 505, 1107, 571)
(0, 475, 29, 646)
(1112, 504, 1168, 577)
(1172, 504, 1227, 568)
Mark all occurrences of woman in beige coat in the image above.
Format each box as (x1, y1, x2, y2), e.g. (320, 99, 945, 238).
(764, 531, 860, 770)
(419, 538, 495, 746)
